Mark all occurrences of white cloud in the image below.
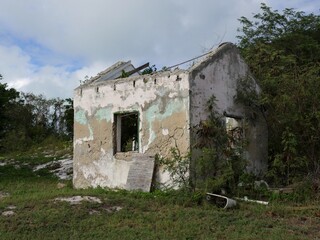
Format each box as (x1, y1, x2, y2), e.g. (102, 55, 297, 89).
(264, 0, 319, 13)
(8, 78, 31, 89)
(0, 43, 110, 98)
(0, 0, 318, 98)
(0, 1, 263, 61)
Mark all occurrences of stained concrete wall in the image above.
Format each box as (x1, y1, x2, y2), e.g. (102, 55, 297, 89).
(73, 43, 268, 191)
(189, 43, 268, 174)
(73, 71, 190, 189)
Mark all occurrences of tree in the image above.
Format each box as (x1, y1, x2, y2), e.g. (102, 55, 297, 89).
(237, 3, 320, 185)
(0, 76, 74, 152)
(61, 98, 74, 138)
(0, 76, 20, 150)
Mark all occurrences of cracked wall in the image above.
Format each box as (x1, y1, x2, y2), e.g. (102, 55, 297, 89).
(73, 71, 190, 189)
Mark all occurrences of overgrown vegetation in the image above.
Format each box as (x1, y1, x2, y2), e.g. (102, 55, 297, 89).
(1, 145, 320, 239)
(158, 96, 248, 196)
(237, 3, 320, 188)
(159, 3, 320, 200)
(193, 96, 247, 195)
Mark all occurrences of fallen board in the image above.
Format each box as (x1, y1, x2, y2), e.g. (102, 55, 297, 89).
(126, 155, 155, 192)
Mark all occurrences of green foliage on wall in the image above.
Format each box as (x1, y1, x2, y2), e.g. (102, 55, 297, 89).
(158, 96, 247, 195)
(193, 96, 247, 194)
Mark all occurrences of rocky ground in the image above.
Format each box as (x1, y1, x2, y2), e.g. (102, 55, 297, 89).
(0, 145, 73, 181)
(33, 158, 73, 180)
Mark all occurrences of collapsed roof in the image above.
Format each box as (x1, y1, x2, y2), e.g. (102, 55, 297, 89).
(82, 42, 234, 86)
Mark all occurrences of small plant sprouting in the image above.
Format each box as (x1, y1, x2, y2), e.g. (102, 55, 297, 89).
(156, 148, 190, 190)
(141, 65, 157, 75)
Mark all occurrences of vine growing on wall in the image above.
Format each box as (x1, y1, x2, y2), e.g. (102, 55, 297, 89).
(157, 95, 248, 195)
(193, 96, 247, 194)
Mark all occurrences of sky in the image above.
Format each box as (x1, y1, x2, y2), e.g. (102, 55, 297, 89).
(0, 0, 318, 98)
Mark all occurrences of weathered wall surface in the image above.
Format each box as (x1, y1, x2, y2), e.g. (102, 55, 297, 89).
(73, 71, 190, 189)
(189, 43, 268, 174)
(189, 44, 247, 123)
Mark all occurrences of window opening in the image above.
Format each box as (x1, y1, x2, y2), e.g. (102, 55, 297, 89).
(114, 112, 139, 153)
(225, 117, 243, 152)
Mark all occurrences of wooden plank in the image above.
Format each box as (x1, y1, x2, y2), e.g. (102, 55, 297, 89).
(116, 63, 149, 78)
(126, 63, 149, 76)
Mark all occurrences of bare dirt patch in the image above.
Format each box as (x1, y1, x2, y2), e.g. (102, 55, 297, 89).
(53, 196, 102, 205)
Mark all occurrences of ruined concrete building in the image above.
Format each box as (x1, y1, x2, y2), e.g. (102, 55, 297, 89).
(73, 43, 268, 191)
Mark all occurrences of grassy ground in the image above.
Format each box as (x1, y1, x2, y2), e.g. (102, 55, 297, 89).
(1, 144, 320, 239)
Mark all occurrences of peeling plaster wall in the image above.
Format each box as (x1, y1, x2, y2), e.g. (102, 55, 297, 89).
(189, 43, 268, 174)
(73, 71, 190, 189)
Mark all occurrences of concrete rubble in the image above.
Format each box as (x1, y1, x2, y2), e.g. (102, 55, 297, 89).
(33, 158, 73, 180)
